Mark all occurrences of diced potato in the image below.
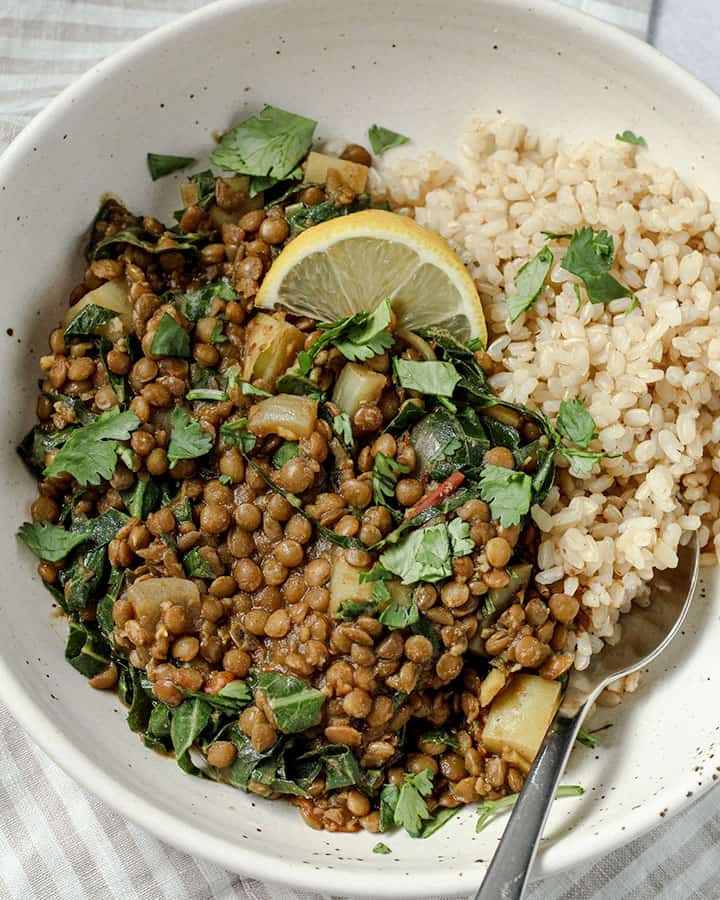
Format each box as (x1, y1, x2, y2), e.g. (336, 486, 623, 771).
(332, 363, 386, 418)
(328, 550, 411, 617)
(483, 674, 561, 765)
(303, 151, 369, 193)
(247, 394, 318, 440)
(63, 278, 132, 340)
(242, 313, 305, 386)
(126, 577, 200, 632)
(480, 668, 507, 708)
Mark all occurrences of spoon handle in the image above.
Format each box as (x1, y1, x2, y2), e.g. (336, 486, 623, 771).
(473, 707, 587, 900)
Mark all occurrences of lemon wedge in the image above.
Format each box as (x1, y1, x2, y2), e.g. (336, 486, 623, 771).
(255, 209, 486, 344)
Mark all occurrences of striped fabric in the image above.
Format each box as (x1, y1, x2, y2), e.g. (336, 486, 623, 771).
(5, 2, 717, 899)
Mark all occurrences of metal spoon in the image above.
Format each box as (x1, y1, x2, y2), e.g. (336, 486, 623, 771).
(474, 534, 700, 900)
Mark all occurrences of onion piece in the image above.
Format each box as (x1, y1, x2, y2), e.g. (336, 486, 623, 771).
(397, 330, 437, 361)
(127, 577, 200, 631)
(247, 394, 318, 440)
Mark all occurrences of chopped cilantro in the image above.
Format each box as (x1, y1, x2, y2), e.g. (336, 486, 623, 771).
(167, 407, 213, 464)
(378, 600, 420, 630)
(44, 408, 139, 486)
(372, 842, 392, 854)
(478, 464, 532, 527)
(368, 125, 410, 155)
(332, 298, 395, 362)
(18, 521, 91, 562)
(150, 314, 191, 358)
(615, 130, 646, 147)
(332, 411, 354, 448)
(560, 227, 631, 305)
(476, 785, 584, 833)
(505, 246, 554, 323)
(379, 523, 453, 585)
(392, 769, 434, 837)
(448, 517, 474, 556)
(394, 359, 461, 397)
(147, 153, 196, 181)
(556, 399, 598, 448)
(372, 452, 409, 506)
(220, 418, 257, 453)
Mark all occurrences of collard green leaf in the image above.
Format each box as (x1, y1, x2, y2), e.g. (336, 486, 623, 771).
(18, 521, 90, 562)
(64, 303, 117, 339)
(61, 544, 108, 612)
(210, 106, 317, 180)
(127, 665, 154, 733)
(167, 407, 213, 464)
(285, 195, 371, 237)
(43, 408, 140, 486)
(64, 620, 110, 678)
(505, 246, 553, 323)
(386, 400, 424, 434)
(96, 567, 126, 641)
(122, 477, 161, 519)
(180, 680, 251, 714)
(368, 124, 410, 155)
(478, 464, 532, 527)
(275, 371, 322, 398)
(254, 670, 325, 734)
(18, 425, 69, 475)
(295, 744, 360, 791)
(150, 314, 191, 358)
(171, 697, 212, 772)
(147, 153, 196, 181)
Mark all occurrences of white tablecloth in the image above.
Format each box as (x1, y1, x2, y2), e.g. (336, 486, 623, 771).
(4, 2, 720, 898)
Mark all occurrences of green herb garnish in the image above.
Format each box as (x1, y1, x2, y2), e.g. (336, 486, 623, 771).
(368, 125, 410, 155)
(478, 464, 532, 527)
(615, 130, 646, 147)
(373, 842, 392, 854)
(378, 600, 420, 630)
(379, 523, 453, 585)
(505, 246, 554, 323)
(576, 728, 598, 749)
(167, 407, 213, 464)
(394, 359, 461, 397)
(183, 546, 216, 579)
(475, 785, 584, 833)
(210, 105, 317, 189)
(332, 298, 395, 362)
(253, 670, 325, 734)
(150, 314, 191, 358)
(220, 418, 257, 453)
(18, 521, 91, 562)
(44, 408, 139, 486)
(332, 411, 354, 448)
(147, 153, 196, 181)
(176, 281, 237, 322)
(372, 452, 409, 506)
(380, 769, 434, 837)
(560, 227, 631, 305)
(556, 399, 598, 448)
(64, 304, 117, 339)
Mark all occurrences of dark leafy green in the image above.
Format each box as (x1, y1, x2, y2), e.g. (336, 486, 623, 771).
(65, 620, 110, 678)
(220, 418, 257, 453)
(64, 304, 117, 339)
(171, 697, 213, 774)
(175, 281, 237, 321)
(394, 359, 460, 397)
(378, 600, 420, 630)
(285, 195, 371, 237)
(372, 452, 409, 506)
(272, 441, 299, 469)
(254, 670, 325, 734)
(183, 546, 216, 579)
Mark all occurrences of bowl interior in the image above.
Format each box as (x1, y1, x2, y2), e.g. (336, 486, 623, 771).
(1, 0, 719, 895)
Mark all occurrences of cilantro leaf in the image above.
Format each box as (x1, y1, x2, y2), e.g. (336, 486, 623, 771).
(448, 517, 474, 556)
(372, 580, 392, 603)
(183, 546, 216, 579)
(186, 387, 227, 402)
(576, 728, 598, 749)
(558, 447, 606, 477)
(556, 399, 598, 448)
(298, 311, 366, 375)
(44, 408, 139, 485)
(175, 281, 237, 322)
(332, 411, 354, 448)
(150, 314, 191, 358)
(368, 125, 410, 155)
(18, 521, 91, 562)
(210, 105, 317, 181)
(478, 464, 532, 527)
(560, 227, 631, 305)
(64, 304, 117, 339)
(505, 246, 554, 323)
(272, 441, 299, 469)
(394, 359, 461, 397)
(373, 842, 392, 854)
(378, 600, 420, 630)
(379, 523, 453, 585)
(476, 785, 584, 833)
(372, 452, 409, 506)
(336, 600, 377, 620)
(147, 153, 196, 181)
(393, 769, 434, 837)
(220, 418, 257, 453)
(167, 407, 213, 464)
(333, 298, 395, 362)
(615, 130, 646, 147)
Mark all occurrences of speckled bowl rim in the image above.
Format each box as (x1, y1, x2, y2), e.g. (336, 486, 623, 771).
(1, 0, 719, 895)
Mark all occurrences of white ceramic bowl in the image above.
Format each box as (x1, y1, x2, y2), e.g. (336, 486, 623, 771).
(1, 0, 719, 895)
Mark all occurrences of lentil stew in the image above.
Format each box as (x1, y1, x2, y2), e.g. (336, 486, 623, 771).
(17, 108, 599, 839)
